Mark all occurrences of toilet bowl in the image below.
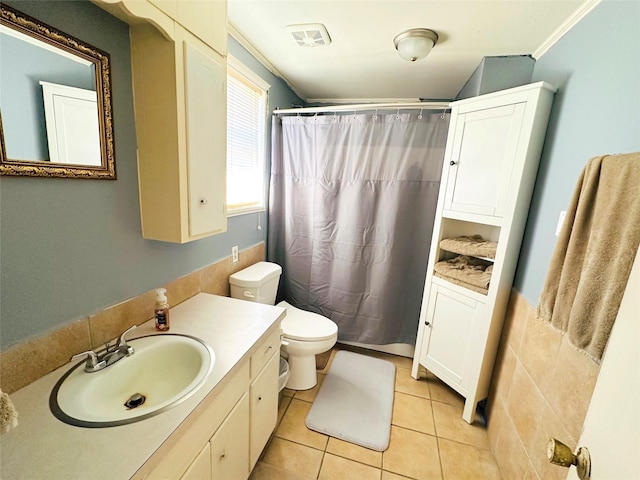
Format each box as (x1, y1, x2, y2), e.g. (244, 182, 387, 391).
(229, 262, 338, 390)
(277, 301, 338, 390)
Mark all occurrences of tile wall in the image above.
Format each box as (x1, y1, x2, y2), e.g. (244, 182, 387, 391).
(487, 290, 601, 479)
(0, 243, 265, 394)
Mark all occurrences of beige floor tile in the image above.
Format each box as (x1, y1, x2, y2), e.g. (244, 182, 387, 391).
(383, 426, 442, 480)
(326, 437, 382, 468)
(432, 401, 490, 450)
(277, 394, 293, 429)
(250, 461, 314, 480)
(275, 398, 329, 450)
(426, 374, 464, 408)
(394, 367, 430, 399)
(261, 438, 324, 479)
(392, 392, 436, 435)
(439, 438, 501, 480)
(282, 388, 295, 398)
(319, 453, 382, 480)
(381, 471, 414, 480)
(294, 373, 325, 403)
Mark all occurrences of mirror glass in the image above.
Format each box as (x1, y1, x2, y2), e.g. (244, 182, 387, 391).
(0, 4, 115, 179)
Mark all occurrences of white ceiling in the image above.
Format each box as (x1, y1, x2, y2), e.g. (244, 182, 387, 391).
(228, 0, 595, 103)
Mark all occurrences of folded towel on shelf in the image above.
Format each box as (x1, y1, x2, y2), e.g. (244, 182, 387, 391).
(434, 255, 492, 294)
(434, 272, 490, 295)
(0, 388, 18, 434)
(440, 235, 498, 259)
(537, 152, 640, 361)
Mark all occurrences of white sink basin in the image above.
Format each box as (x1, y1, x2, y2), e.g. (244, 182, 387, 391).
(50, 334, 214, 428)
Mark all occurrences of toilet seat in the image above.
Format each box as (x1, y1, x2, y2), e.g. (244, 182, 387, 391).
(277, 301, 338, 342)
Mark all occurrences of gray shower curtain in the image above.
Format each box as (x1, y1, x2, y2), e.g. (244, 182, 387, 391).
(268, 111, 449, 345)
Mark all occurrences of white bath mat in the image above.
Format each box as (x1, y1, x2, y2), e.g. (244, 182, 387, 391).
(305, 350, 396, 451)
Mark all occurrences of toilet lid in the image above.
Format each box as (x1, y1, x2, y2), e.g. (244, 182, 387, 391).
(278, 301, 338, 342)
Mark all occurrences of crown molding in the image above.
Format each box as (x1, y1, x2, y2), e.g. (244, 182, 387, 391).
(227, 22, 306, 101)
(533, 0, 601, 59)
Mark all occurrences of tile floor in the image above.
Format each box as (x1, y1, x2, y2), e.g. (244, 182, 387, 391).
(250, 345, 502, 480)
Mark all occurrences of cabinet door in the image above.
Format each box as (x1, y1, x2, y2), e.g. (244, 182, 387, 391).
(420, 284, 484, 390)
(249, 352, 279, 469)
(211, 393, 250, 480)
(183, 39, 227, 237)
(181, 442, 211, 480)
(177, 0, 227, 55)
(444, 102, 526, 217)
(148, 0, 177, 18)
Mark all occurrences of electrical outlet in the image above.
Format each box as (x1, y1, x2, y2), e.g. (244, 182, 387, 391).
(232, 246, 239, 263)
(555, 211, 567, 236)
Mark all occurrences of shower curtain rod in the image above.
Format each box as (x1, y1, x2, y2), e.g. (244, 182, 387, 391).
(274, 101, 450, 116)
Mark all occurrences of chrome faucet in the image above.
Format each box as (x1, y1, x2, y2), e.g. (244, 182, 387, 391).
(72, 325, 137, 373)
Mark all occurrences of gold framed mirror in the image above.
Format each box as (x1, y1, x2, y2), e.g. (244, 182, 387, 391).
(0, 4, 115, 179)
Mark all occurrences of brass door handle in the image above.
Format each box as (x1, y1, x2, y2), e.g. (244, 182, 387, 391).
(547, 438, 590, 480)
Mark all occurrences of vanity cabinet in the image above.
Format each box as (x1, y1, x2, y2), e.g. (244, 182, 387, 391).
(411, 82, 556, 423)
(250, 352, 279, 469)
(92, 0, 228, 243)
(181, 443, 211, 480)
(210, 393, 250, 479)
(133, 327, 281, 480)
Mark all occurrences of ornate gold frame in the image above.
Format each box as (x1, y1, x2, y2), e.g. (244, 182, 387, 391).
(0, 4, 116, 179)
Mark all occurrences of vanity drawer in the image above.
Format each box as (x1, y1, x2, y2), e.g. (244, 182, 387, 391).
(250, 327, 281, 378)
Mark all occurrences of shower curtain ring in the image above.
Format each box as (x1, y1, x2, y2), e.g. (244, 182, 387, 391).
(395, 108, 400, 120)
(418, 108, 423, 120)
(440, 108, 446, 119)
(373, 109, 378, 121)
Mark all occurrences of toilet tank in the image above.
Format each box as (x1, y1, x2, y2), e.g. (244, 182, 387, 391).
(229, 262, 282, 305)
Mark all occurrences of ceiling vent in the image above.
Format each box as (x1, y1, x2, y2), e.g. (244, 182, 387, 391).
(287, 23, 331, 47)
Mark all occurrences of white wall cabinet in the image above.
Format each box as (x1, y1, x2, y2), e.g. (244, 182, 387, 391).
(92, 0, 228, 243)
(412, 82, 556, 423)
(149, 0, 227, 55)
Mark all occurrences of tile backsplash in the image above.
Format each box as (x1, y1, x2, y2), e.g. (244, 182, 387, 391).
(0, 243, 265, 394)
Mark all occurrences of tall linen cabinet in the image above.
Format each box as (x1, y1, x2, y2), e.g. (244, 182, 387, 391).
(411, 82, 556, 423)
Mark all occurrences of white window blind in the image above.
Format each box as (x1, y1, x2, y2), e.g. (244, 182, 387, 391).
(227, 65, 267, 214)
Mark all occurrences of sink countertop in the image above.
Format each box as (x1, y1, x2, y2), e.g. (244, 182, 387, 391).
(0, 293, 285, 480)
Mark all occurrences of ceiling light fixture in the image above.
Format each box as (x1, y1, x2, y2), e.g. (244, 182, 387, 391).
(393, 28, 438, 62)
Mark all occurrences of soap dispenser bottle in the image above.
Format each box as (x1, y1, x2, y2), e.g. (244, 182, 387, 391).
(154, 288, 170, 331)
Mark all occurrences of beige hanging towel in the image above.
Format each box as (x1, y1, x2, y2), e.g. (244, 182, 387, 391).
(537, 152, 640, 361)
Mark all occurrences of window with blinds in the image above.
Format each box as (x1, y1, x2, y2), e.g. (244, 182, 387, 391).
(227, 62, 268, 215)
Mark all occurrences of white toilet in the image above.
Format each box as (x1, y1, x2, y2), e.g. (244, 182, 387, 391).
(229, 262, 338, 390)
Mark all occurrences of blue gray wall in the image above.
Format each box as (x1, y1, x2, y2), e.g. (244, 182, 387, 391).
(0, 1, 302, 349)
(514, 0, 640, 304)
(0, 33, 95, 160)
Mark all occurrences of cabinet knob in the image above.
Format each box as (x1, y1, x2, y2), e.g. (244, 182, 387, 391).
(425, 321, 431, 327)
(449, 161, 457, 166)
(200, 198, 208, 205)
(258, 396, 262, 401)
